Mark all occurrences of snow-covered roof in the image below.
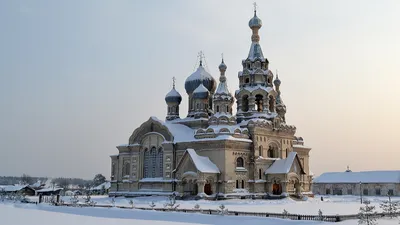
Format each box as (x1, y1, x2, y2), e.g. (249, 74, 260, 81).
(165, 88, 181, 98)
(242, 85, 273, 93)
(193, 83, 209, 93)
(186, 66, 214, 82)
(30, 180, 42, 188)
(293, 144, 311, 149)
(36, 187, 63, 192)
(248, 42, 265, 61)
(122, 117, 252, 148)
(314, 171, 400, 184)
(265, 152, 300, 174)
(90, 182, 111, 190)
(215, 76, 231, 96)
(186, 149, 220, 173)
(0, 185, 29, 192)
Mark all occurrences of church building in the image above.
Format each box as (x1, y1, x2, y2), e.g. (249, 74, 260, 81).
(109, 7, 313, 198)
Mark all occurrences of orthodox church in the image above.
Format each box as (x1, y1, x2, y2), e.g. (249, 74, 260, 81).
(110, 8, 313, 198)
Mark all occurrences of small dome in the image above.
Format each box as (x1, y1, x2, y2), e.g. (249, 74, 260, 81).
(219, 60, 227, 71)
(185, 65, 216, 94)
(165, 87, 182, 104)
(249, 12, 262, 29)
(274, 77, 281, 86)
(192, 83, 210, 99)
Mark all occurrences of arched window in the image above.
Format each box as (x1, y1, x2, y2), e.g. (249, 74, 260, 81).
(123, 162, 130, 177)
(245, 77, 250, 83)
(236, 157, 244, 167)
(236, 180, 239, 189)
(226, 106, 229, 113)
(242, 95, 249, 112)
(259, 146, 263, 157)
(286, 148, 288, 158)
(216, 105, 219, 112)
(268, 146, 274, 158)
(144, 147, 163, 178)
(241, 180, 245, 188)
(259, 169, 262, 179)
(197, 103, 199, 110)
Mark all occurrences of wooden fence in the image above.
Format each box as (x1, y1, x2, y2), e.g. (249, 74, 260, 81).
(55, 202, 400, 222)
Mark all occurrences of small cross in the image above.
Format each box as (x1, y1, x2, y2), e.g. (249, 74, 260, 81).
(253, 2, 257, 12)
(172, 77, 176, 88)
(198, 51, 203, 66)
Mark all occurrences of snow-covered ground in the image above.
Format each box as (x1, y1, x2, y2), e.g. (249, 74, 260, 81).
(2, 201, 400, 225)
(28, 195, 400, 215)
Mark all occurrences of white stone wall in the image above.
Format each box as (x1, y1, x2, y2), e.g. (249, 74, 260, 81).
(312, 183, 400, 196)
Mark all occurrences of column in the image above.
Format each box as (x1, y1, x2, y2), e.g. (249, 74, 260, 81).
(249, 95, 256, 112)
(263, 94, 269, 113)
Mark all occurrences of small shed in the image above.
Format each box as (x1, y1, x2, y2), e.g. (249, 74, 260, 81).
(0, 185, 36, 196)
(36, 187, 63, 196)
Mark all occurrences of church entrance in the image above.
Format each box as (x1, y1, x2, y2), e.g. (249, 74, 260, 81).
(272, 183, 282, 195)
(204, 183, 212, 195)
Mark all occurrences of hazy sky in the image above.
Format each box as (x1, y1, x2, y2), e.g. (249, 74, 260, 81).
(1, 1, 399, 179)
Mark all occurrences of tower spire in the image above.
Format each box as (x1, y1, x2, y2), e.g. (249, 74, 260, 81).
(253, 2, 257, 15)
(172, 77, 176, 89)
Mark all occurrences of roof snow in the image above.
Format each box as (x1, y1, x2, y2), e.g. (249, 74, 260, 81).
(90, 181, 111, 190)
(36, 187, 63, 192)
(186, 66, 214, 82)
(248, 42, 265, 61)
(186, 149, 220, 173)
(215, 79, 231, 96)
(314, 171, 400, 184)
(193, 83, 209, 93)
(265, 152, 297, 174)
(165, 88, 181, 97)
(0, 185, 28, 192)
(242, 85, 273, 93)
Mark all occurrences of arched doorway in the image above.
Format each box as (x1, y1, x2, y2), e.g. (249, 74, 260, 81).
(204, 183, 212, 195)
(272, 181, 282, 195)
(294, 181, 301, 195)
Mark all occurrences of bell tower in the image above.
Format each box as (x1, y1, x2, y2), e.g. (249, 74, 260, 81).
(235, 6, 278, 123)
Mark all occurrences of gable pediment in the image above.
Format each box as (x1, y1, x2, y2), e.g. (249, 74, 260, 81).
(290, 155, 305, 175)
(129, 117, 174, 144)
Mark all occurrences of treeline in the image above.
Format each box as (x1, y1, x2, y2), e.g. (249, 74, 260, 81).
(0, 175, 47, 185)
(0, 174, 101, 189)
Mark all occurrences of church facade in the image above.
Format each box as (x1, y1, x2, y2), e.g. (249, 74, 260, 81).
(109, 8, 313, 198)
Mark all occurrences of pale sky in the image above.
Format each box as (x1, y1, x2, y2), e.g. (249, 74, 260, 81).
(1, 1, 399, 179)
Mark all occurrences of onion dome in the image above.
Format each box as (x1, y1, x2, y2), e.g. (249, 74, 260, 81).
(249, 11, 262, 29)
(165, 87, 182, 104)
(185, 64, 216, 94)
(218, 59, 227, 72)
(192, 83, 210, 99)
(274, 75, 281, 87)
